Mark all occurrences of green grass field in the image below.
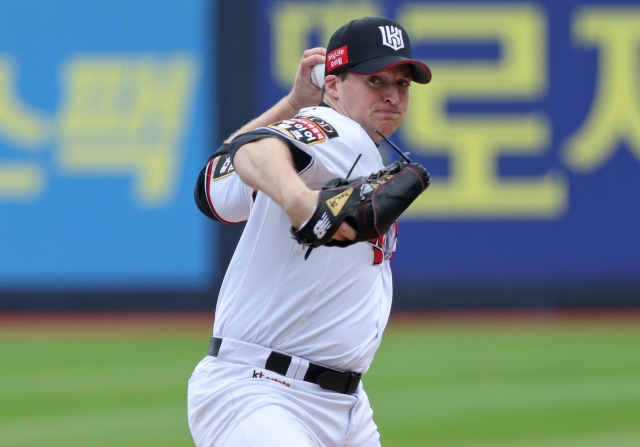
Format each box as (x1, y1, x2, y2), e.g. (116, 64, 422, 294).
(1, 313, 639, 447)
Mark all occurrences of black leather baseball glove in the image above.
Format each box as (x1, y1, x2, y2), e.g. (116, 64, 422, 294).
(291, 160, 430, 252)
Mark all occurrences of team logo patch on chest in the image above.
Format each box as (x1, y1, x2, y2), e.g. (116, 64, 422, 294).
(268, 117, 338, 145)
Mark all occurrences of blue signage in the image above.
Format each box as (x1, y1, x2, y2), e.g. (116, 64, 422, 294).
(0, 0, 216, 289)
(255, 0, 640, 285)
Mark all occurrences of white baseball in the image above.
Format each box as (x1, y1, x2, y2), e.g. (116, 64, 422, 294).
(310, 64, 325, 89)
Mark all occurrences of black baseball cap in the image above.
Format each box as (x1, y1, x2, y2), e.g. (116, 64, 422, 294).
(325, 17, 431, 84)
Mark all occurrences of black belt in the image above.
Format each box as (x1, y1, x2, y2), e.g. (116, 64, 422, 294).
(208, 337, 361, 395)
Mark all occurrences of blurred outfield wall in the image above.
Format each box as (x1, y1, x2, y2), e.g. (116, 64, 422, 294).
(1, 0, 639, 309)
(0, 0, 218, 309)
(255, 0, 640, 308)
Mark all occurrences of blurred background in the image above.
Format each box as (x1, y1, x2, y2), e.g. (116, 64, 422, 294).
(1, 0, 639, 446)
(1, 0, 639, 310)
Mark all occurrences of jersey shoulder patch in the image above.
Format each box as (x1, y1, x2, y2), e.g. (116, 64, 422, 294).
(304, 116, 339, 139)
(213, 153, 235, 180)
(267, 116, 339, 146)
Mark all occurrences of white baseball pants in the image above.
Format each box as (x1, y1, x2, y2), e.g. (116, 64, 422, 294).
(187, 347, 381, 446)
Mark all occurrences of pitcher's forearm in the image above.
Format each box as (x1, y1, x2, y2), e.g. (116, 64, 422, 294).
(224, 48, 326, 144)
(223, 96, 298, 144)
(232, 139, 317, 228)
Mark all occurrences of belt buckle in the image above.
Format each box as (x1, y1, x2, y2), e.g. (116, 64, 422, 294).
(346, 371, 361, 395)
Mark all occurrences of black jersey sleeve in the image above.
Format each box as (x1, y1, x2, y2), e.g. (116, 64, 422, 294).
(194, 143, 230, 221)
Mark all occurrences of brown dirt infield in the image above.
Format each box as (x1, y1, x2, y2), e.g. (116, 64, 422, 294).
(0, 309, 638, 337)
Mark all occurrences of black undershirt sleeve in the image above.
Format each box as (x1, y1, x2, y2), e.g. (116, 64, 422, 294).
(193, 143, 232, 221)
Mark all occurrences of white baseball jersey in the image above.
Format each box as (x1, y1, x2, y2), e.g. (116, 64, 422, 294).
(205, 105, 397, 373)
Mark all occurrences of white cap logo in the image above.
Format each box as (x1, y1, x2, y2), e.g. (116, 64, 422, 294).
(379, 25, 405, 51)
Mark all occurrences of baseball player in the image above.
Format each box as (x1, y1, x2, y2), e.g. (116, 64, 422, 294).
(189, 17, 431, 447)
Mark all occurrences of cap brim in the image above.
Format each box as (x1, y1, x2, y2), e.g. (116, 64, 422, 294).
(348, 56, 432, 84)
